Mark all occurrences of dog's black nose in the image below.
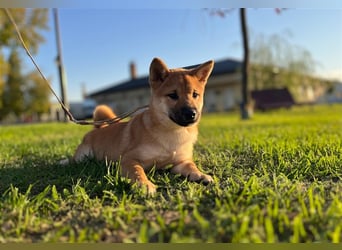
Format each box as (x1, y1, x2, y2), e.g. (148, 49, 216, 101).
(181, 107, 197, 122)
(169, 107, 199, 127)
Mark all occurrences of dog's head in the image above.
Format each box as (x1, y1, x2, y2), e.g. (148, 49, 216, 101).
(149, 58, 214, 127)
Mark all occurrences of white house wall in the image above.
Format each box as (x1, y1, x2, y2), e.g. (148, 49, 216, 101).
(204, 73, 242, 112)
(91, 72, 242, 114)
(93, 88, 151, 114)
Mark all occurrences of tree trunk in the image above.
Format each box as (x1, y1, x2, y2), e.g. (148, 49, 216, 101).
(240, 8, 251, 120)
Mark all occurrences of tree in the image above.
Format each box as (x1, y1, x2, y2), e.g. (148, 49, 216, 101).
(249, 32, 317, 90)
(25, 71, 51, 121)
(0, 9, 49, 53)
(0, 8, 49, 121)
(240, 8, 250, 119)
(207, 8, 253, 119)
(207, 8, 286, 119)
(0, 52, 8, 112)
(1, 48, 25, 119)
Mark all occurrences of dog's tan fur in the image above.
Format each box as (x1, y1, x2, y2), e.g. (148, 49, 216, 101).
(92, 105, 116, 128)
(71, 58, 214, 194)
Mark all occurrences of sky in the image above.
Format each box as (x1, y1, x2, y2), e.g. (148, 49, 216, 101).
(16, 8, 342, 102)
(3, 1, 342, 8)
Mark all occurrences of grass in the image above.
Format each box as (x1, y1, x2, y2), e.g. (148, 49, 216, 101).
(0, 104, 341, 242)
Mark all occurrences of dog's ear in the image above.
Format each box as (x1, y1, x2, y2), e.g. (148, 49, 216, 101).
(192, 60, 214, 84)
(149, 58, 169, 88)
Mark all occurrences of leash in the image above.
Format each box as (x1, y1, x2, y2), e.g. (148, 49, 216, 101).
(3, 8, 148, 126)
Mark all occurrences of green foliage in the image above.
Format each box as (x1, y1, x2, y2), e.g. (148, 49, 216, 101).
(0, 105, 341, 242)
(0, 52, 7, 110)
(249, 32, 321, 90)
(25, 71, 51, 120)
(0, 9, 49, 121)
(1, 48, 25, 118)
(0, 9, 49, 53)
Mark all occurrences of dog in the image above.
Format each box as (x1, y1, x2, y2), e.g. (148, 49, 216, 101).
(69, 58, 214, 194)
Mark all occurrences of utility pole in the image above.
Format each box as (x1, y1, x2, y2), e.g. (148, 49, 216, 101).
(53, 8, 69, 122)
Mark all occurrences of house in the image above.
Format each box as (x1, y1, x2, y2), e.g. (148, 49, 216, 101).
(87, 59, 243, 114)
(317, 81, 342, 104)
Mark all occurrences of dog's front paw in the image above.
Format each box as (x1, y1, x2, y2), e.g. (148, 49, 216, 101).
(189, 172, 214, 185)
(146, 181, 157, 195)
(139, 180, 157, 195)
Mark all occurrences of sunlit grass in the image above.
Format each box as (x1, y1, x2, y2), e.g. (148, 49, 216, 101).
(0, 104, 341, 242)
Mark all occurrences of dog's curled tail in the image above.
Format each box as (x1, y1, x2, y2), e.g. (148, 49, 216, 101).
(93, 105, 116, 128)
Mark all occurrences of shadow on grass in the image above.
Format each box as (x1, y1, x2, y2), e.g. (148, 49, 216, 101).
(0, 155, 131, 198)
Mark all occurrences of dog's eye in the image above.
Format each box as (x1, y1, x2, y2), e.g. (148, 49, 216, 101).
(167, 92, 179, 100)
(192, 92, 199, 99)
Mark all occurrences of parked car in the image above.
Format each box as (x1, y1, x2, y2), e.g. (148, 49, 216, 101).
(69, 99, 97, 120)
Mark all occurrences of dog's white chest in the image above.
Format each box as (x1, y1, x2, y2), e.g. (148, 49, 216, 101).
(136, 143, 181, 169)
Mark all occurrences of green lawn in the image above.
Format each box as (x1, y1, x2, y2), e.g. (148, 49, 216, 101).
(0, 104, 341, 242)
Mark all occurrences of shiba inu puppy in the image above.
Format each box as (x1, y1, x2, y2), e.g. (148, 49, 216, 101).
(70, 58, 214, 194)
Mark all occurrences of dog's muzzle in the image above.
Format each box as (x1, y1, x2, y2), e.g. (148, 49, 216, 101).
(169, 106, 199, 127)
